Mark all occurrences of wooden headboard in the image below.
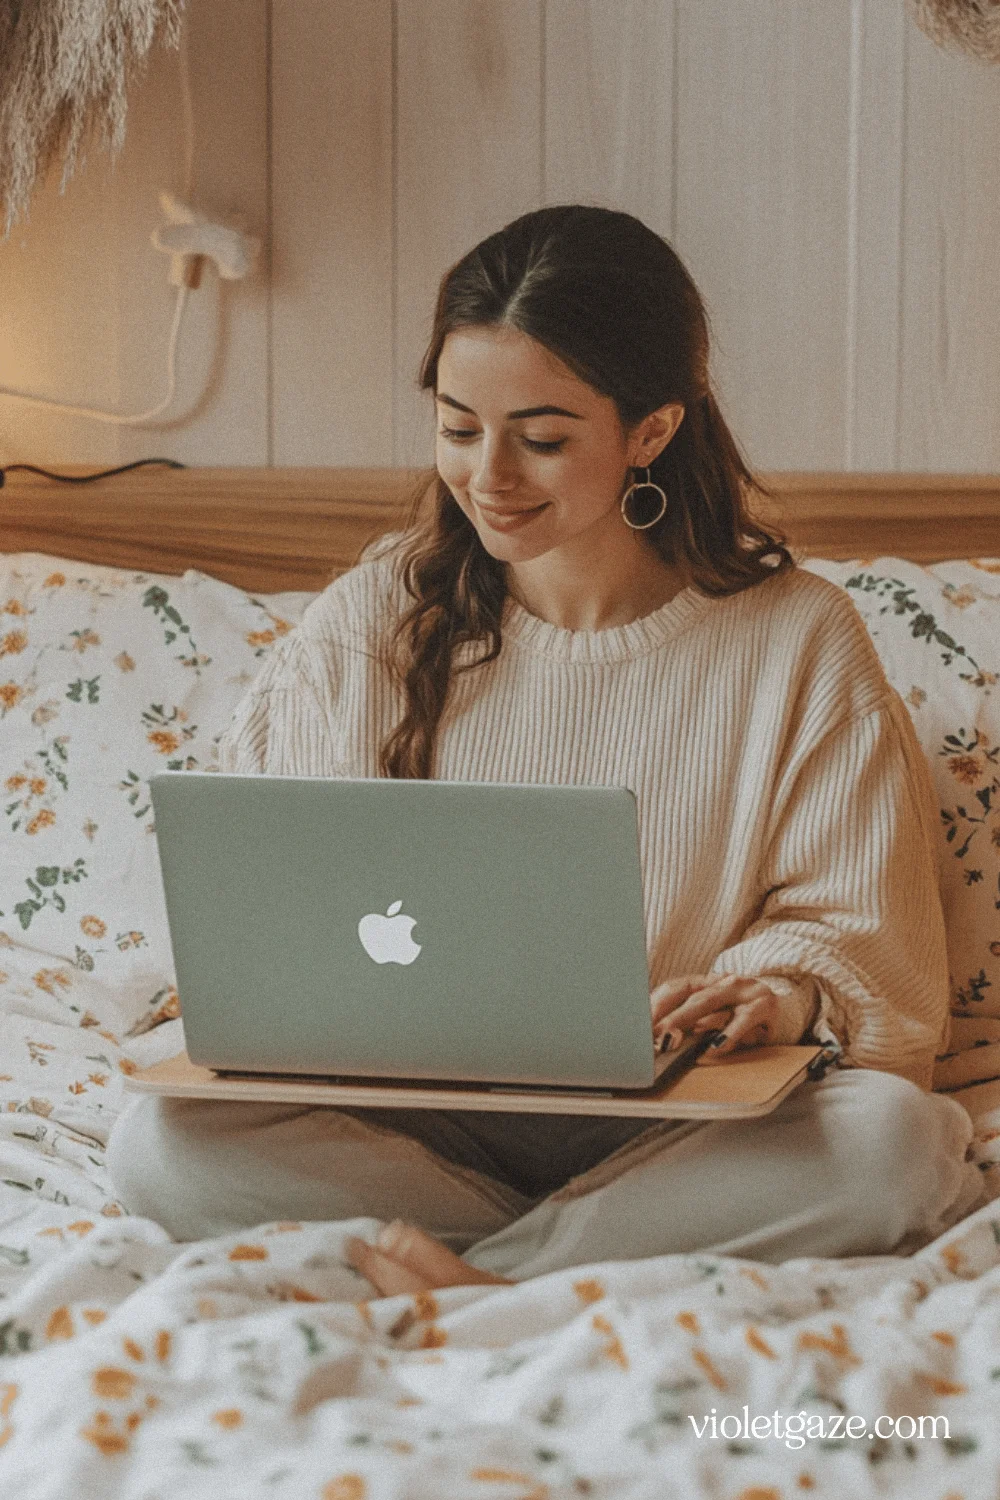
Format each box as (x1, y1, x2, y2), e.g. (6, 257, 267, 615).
(2, 467, 998, 594)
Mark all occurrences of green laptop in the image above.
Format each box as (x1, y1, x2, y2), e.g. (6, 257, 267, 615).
(148, 773, 684, 1092)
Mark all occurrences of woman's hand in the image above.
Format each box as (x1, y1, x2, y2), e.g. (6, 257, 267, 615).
(650, 973, 784, 1061)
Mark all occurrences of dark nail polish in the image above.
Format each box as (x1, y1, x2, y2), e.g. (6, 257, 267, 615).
(709, 1032, 728, 1047)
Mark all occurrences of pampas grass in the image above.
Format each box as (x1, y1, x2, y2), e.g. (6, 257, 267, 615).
(906, 0, 1000, 64)
(0, 0, 185, 238)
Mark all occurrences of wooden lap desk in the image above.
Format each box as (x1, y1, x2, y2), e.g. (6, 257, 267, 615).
(127, 1043, 828, 1119)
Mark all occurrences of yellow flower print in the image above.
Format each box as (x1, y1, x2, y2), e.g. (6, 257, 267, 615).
(591, 1313, 627, 1369)
(4, 774, 27, 792)
(468, 1477, 542, 1494)
(80, 915, 107, 939)
(941, 583, 976, 609)
(147, 730, 181, 754)
(273, 617, 292, 636)
(0, 1382, 16, 1451)
(691, 1346, 728, 1389)
(79, 1410, 136, 1455)
(92, 1367, 138, 1400)
(0, 631, 27, 656)
(745, 1325, 778, 1359)
(43, 573, 65, 588)
(246, 629, 276, 648)
(906, 686, 926, 709)
(69, 629, 101, 653)
(116, 931, 149, 953)
(795, 1322, 861, 1367)
(31, 700, 59, 726)
(114, 652, 135, 672)
(947, 754, 982, 785)
(0, 683, 23, 712)
(33, 969, 71, 996)
(918, 1373, 967, 1397)
(321, 1478, 367, 1500)
(212, 1409, 243, 1429)
(2, 599, 27, 616)
(46, 1306, 74, 1340)
(28, 777, 46, 795)
(25, 808, 56, 834)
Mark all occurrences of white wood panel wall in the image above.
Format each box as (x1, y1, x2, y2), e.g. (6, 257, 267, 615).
(0, 0, 997, 475)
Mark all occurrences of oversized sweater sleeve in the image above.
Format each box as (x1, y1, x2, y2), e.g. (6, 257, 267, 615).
(708, 690, 951, 1089)
(216, 626, 343, 777)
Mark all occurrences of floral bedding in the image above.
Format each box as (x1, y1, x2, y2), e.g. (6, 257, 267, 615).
(1, 548, 1000, 1498)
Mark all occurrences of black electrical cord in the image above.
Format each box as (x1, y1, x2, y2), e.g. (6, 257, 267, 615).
(0, 458, 187, 488)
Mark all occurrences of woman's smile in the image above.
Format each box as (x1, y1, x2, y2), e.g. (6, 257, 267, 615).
(477, 499, 549, 530)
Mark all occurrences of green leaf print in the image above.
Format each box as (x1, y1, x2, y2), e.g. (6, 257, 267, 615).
(66, 676, 100, 704)
(4, 738, 69, 833)
(0, 1319, 32, 1354)
(845, 574, 983, 673)
(296, 1320, 323, 1356)
(1, 859, 89, 928)
(119, 769, 151, 821)
(956, 970, 991, 1008)
(142, 585, 211, 672)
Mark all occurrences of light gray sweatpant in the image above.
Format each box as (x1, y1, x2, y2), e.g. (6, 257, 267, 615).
(106, 1066, 987, 1280)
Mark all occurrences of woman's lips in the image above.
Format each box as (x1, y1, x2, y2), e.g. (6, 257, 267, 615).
(478, 502, 547, 531)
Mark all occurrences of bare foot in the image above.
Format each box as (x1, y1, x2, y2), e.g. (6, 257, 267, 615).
(344, 1220, 513, 1297)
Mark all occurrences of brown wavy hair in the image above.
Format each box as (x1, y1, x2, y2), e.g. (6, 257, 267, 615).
(374, 204, 795, 780)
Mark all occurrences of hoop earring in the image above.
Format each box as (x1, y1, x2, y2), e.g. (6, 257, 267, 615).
(620, 467, 668, 530)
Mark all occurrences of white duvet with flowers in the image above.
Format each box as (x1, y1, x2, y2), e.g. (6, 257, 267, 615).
(2, 549, 1000, 1499)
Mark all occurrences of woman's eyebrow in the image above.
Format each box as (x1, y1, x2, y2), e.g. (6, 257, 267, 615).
(435, 393, 584, 420)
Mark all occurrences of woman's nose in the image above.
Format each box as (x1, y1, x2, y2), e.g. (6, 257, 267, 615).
(473, 438, 517, 493)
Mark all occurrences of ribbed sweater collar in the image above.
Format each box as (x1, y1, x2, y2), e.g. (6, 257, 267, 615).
(500, 585, 716, 663)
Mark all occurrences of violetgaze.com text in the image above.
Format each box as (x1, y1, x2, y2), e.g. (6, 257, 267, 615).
(690, 1406, 950, 1451)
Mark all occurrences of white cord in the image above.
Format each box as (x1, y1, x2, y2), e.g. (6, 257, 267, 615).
(178, 17, 195, 202)
(0, 284, 191, 425)
(0, 15, 197, 428)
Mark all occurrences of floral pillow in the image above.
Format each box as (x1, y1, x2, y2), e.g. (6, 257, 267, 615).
(0, 553, 318, 1035)
(801, 556, 1000, 1032)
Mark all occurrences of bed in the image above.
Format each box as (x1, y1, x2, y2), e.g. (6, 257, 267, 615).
(1, 465, 1000, 1499)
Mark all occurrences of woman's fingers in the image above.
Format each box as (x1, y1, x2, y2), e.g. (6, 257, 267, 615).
(700, 996, 777, 1062)
(650, 975, 783, 1056)
(691, 1009, 734, 1032)
(653, 976, 754, 1032)
(653, 1007, 731, 1051)
(649, 975, 719, 1027)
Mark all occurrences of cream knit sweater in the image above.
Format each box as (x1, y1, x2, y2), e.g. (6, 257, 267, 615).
(218, 538, 952, 1090)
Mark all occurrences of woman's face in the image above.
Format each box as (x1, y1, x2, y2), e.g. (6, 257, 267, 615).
(435, 325, 680, 561)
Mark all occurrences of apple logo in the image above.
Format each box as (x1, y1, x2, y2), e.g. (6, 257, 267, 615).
(357, 899, 422, 965)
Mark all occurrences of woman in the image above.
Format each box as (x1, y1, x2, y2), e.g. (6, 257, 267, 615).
(107, 205, 984, 1295)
